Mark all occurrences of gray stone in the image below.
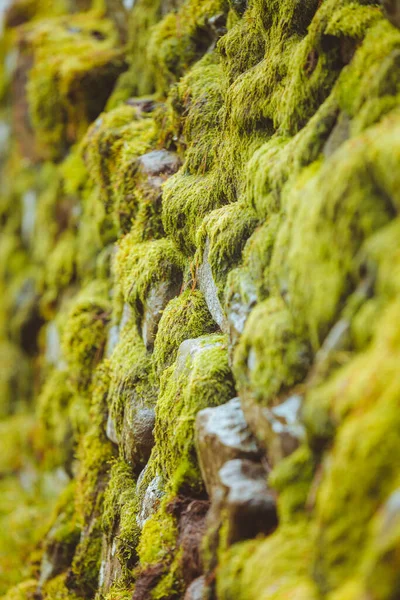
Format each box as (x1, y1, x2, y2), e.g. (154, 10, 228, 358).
(224, 268, 258, 349)
(106, 412, 118, 445)
(198, 238, 228, 332)
(206, 459, 277, 552)
(241, 394, 305, 465)
(174, 336, 224, 380)
(136, 467, 164, 529)
(21, 189, 37, 246)
(183, 576, 207, 600)
(315, 318, 350, 368)
(98, 533, 123, 595)
(121, 400, 155, 471)
(45, 321, 62, 367)
(195, 397, 261, 496)
(323, 113, 350, 159)
(381, 0, 400, 28)
(142, 279, 181, 351)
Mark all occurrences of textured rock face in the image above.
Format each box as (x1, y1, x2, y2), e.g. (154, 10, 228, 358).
(1, 0, 400, 599)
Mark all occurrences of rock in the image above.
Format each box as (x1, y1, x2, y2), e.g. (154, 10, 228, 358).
(136, 468, 164, 529)
(204, 459, 277, 566)
(183, 576, 207, 600)
(195, 397, 261, 496)
(241, 394, 305, 465)
(229, 0, 248, 16)
(323, 113, 350, 158)
(167, 497, 210, 586)
(45, 321, 63, 367)
(106, 413, 118, 445)
(125, 97, 160, 114)
(21, 189, 37, 246)
(98, 534, 123, 596)
(106, 303, 132, 358)
(381, 0, 400, 28)
(142, 279, 181, 350)
(198, 238, 228, 332)
(137, 149, 181, 187)
(121, 400, 155, 471)
(105, 325, 120, 358)
(174, 336, 224, 380)
(314, 318, 350, 370)
(224, 268, 258, 349)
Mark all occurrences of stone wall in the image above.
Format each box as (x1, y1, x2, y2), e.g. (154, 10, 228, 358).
(1, 0, 400, 598)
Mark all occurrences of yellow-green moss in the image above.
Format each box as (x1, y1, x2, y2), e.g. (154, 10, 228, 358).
(153, 289, 217, 375)
(24, 11, 125, 160)
(154, 333, 235, 493)
(217, 523, 318, 600)
(233, 297, 310, 408)
(61, 280, 111, 392)
(115, 236, 184, 322)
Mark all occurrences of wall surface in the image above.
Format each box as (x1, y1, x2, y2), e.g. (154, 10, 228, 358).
(0, 0, 400, 599)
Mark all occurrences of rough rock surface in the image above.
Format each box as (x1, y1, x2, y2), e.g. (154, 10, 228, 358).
(195, 397, 261, 495)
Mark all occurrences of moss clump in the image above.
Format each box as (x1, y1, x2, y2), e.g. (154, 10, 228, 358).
(196, 201, 258, 298)
(22, 11, 125, 160)
(82, 105, 157, 240)
(217, 523, 318, 600)
(36, 369, 76, 470)
(154, 334, 235, 493)
(148, 0, 228, 95)
(269, 445, 316, 525)
(233, 297, 310, 409)
(0, 341, 32, 417)
(107, 0, 163, 106)
(115, 236, 184, 323)
(102, 459, 138, 581)
(153, 290, 216, 376)
(61, 281, 111, 392)
(306, 300, 400, 592)
(108, 319, 156, 441)
(167, 53, 224, 173)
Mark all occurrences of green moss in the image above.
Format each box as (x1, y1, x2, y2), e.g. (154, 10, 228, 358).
(137, 499, 177, 568)
(217, 523, 318, 600)
(0, 342, 32, 417)
(102, 459, 139, 581)
(196, 201, 258, 297)
(0, 580, 38, 600)
(162, 170, 226, 256)
(336, 17, 400, 134)
(23, 11, 125, 160)
(36, 369, 75, 469)
(311, 301, 400, 592)
(153, 289, 216, 375)
(269, 445, 316, 525)
(82, 105, 156, 239)
(107, 0, 163, 106)
(168, 53, 224, 173)
(42, 230, 77, 307)
(154, 333, 235, 493)
(233, 297, 310, 409)
(61, 280, 111, 392)
(108, 319, 156, 442)
(115, 236, 184, 322)
(42, 573, 84, 600)
(75, 363, 115, 526)
(148, 0, 228, 95)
